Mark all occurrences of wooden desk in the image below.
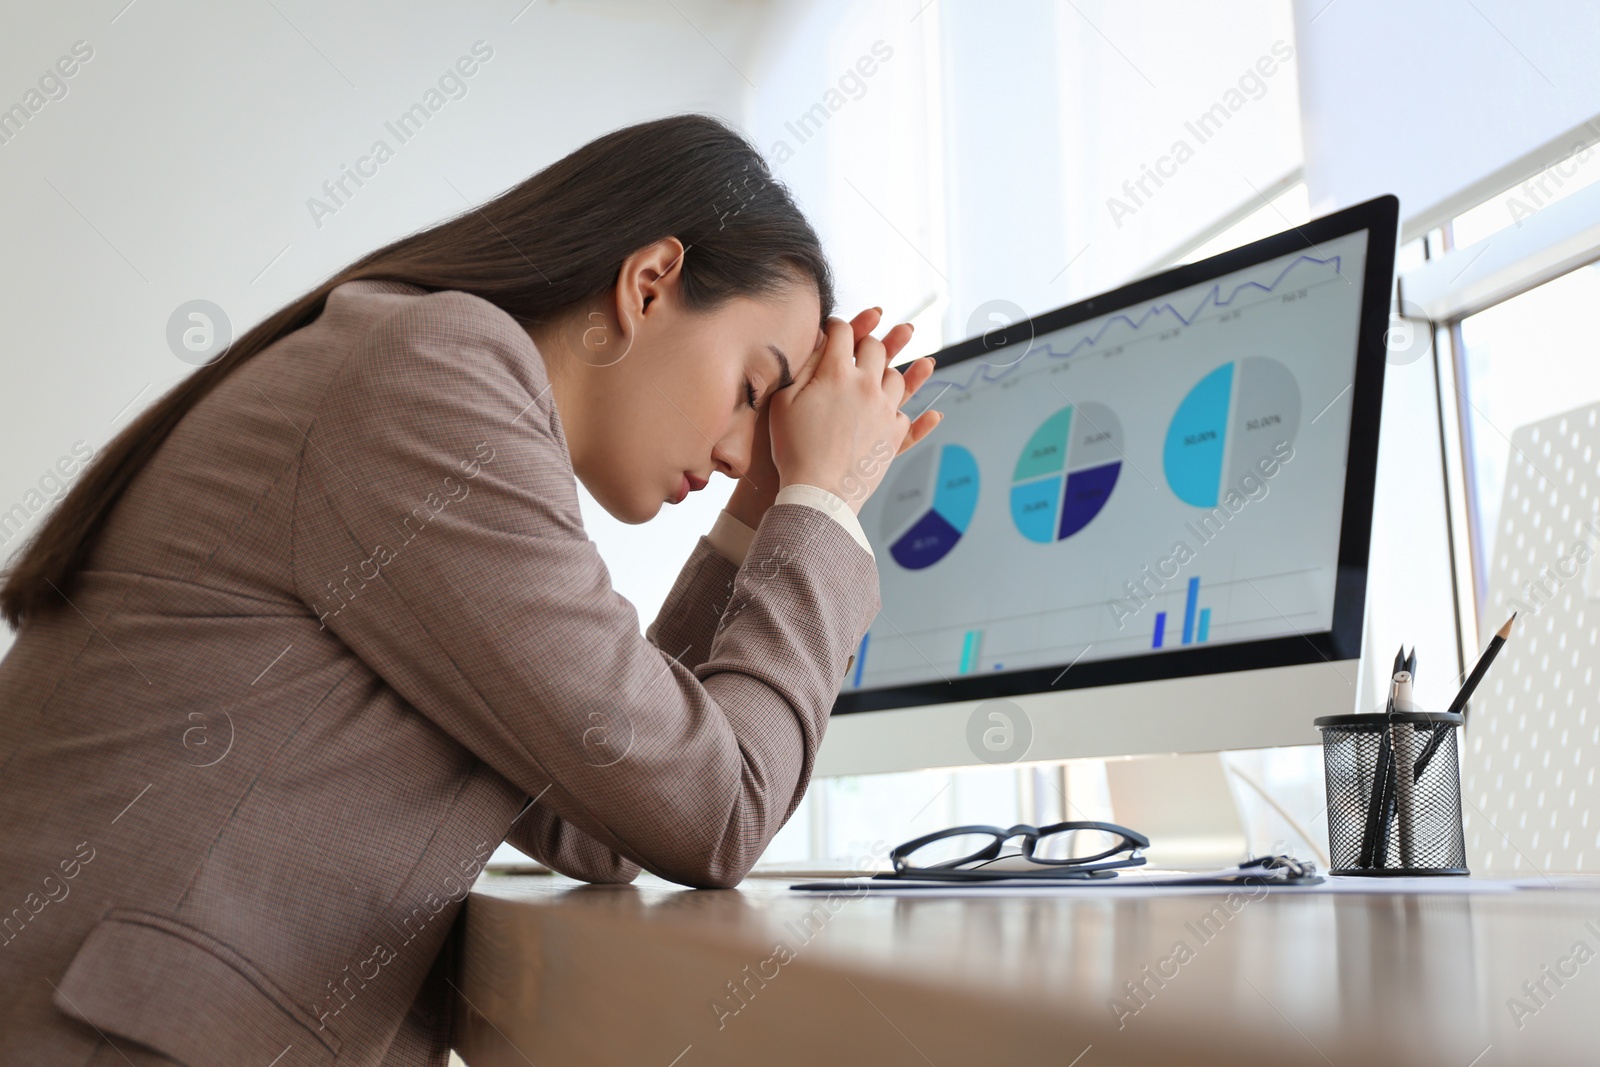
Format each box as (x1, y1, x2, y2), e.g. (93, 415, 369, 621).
(452, 872, 1600, 1066)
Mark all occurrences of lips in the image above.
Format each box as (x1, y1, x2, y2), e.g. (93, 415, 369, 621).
(672, 472, 707, 505)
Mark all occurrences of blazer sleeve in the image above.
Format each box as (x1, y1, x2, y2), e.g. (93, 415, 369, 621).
(502, 794, 644, 883)
(644, 533, 743, 676)
(290, 290, 881, 889)
(507, 491, 861, 880)
(506, 531, 737, 882)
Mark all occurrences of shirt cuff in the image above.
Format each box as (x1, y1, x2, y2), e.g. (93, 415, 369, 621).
(707, 485, 876, 565)
(707, 508, 758, 565)
(774, 483, 875, 560)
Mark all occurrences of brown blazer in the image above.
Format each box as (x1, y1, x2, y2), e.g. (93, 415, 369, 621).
(0, 279, 881, 1066)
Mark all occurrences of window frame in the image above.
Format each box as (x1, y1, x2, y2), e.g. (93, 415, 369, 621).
(1397, 128, 1600, 663)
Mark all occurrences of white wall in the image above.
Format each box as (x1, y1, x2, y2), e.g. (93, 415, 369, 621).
(1293, 0, 1600, 233)
(0, 0, 771, 658)
(747, 0, 1305, 347)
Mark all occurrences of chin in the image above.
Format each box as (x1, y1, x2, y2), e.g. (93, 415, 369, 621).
(616, 494, 662, 525)
(584, 477, 660, 525)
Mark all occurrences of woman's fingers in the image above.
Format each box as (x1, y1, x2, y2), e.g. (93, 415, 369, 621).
(789, 308, 920, 401)
(853, 321, 890, 380)
(896, 408, 944, 457)
(769, 305, 943, 506)
(788, 316, 851, 392)
(851, 306, 883, 340)
(786, 327, 826, 394)
(895, 352, 935, 395)
(881, 321, 915, 364)
(892, 351, 943, 459)
(886, 354, 937, 420)
(831, 304, 890, 379)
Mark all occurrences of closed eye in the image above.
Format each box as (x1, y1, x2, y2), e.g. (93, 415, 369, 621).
(744, 379, 759, 411)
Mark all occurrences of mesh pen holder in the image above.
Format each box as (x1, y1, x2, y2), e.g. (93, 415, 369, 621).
(1315, 711, 1468, 876)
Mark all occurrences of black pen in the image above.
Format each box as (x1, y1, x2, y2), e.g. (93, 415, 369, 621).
(1373, 650, 1413, 865)
(1359, 644, 1408, 867)
(1413, 613, 1516, 781)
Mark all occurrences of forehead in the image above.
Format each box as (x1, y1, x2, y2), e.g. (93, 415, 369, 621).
(714, 275, 817, 317)
(727, 283, 820, 347)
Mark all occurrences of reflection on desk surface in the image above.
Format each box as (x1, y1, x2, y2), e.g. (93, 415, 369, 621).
(452, 872, 1600, 1067)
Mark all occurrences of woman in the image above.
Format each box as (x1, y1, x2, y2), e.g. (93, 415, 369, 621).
(0, 113, 941, 1067)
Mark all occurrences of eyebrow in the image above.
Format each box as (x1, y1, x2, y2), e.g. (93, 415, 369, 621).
(765, 343, 794, 397)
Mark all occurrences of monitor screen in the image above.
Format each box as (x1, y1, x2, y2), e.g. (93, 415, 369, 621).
(835, 197, 1396, 715)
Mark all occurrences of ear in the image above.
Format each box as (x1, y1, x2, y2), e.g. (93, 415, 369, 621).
(616, 236, 688, 322)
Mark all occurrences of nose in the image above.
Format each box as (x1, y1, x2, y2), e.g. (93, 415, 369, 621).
(712, 425, 753, 480)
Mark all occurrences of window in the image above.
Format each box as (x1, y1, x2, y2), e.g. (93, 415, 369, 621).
(1456, 263, 1600, 584)
(1438, 194, 1600, 872)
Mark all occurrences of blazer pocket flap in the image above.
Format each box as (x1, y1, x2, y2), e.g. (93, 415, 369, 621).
(52, 908, 341, 1067)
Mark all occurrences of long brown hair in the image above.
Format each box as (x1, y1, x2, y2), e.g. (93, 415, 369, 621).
(1, 112, 835, 629)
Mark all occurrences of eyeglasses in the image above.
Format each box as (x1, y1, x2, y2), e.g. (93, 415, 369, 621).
(888, 820, 1149, 880)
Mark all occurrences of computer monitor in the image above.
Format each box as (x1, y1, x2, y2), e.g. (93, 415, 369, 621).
(815, 195, 1400, 778)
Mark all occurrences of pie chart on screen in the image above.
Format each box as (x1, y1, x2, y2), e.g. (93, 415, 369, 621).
(1163, 356, 1301, 508)
(1009, 401, 1124, 543)
(879, 443, 980, 570)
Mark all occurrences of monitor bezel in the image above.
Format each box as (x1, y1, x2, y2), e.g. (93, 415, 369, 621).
(832, 193, 1399, 716)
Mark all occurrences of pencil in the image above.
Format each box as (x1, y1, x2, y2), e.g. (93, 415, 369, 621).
(1413, 613, 1516, 781)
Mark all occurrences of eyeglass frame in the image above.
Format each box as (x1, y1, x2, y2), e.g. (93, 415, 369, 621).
(888, 820, 1150, 877)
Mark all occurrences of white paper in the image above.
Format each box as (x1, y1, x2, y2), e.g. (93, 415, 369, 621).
(788, 872, 1551, 897)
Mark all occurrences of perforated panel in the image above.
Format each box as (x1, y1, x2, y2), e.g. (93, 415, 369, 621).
(1463, 402, 1600, 872)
